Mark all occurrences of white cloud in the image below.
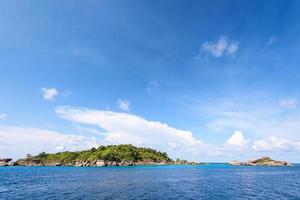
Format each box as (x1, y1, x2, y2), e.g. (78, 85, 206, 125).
(280, 99, 297, 109)
(227, 43, 239, 55)
(200, 97, 300, 141)
(266, 36, 277, 47)
(117, 99, 130, 112)
(55, 106, 217, 160)
(2, 104, 300, 161)
(0, 126, 99, 159)
(201, 36, 239, 58)
(73, 124, 106, 136)
(54, 104, 300, 161)
(0, 113, 6, 120)
(226, 130, 249, 148)
(41, 87, 58, 101)
(253, 136, 300, 152)
(202, 36, 227, 58)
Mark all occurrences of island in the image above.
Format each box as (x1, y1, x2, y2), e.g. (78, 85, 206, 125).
(0, 144, 200, 167)
(229, 157, 290, 166)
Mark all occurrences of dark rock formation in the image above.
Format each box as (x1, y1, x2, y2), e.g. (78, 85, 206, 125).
(0, 158, 15, 166)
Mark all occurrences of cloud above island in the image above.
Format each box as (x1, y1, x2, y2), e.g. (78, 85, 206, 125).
(226, 130, 249, 149)
(2, 104, 300, 161)
(0, 126, 99, 159)
(55, 106, 218, 160)
(53, 106, 300, 160)
(253, 136, 300, 152)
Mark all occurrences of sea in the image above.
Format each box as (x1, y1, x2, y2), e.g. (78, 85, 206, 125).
(0, 164, 299, 200)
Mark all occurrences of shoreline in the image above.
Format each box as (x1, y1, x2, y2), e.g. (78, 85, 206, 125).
(0, 161, 204, 167)
(1, 162, 297, 168)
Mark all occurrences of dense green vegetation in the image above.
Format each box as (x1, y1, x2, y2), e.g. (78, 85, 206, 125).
(252, 157, 274, 164)
(27, 144, 172, 165)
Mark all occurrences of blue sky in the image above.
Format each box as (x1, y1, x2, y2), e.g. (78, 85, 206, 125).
(1, 0, 300, 162)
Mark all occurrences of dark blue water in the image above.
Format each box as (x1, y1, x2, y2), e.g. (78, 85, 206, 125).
(1, 164, 300, 200)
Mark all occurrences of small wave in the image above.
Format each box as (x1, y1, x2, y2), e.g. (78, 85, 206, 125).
(0, 186, 9, 193)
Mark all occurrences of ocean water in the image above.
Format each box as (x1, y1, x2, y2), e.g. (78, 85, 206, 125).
(0, 164, 300, 200)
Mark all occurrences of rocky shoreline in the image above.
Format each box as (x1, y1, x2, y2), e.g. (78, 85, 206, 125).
(229, 157, 290, 166)
(2, 156, 291, 167)
(0, 158, 15, 166)
(0, 158, 200, 167)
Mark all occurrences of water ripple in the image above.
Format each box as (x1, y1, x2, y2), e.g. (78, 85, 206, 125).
(0, 165, 299, 199)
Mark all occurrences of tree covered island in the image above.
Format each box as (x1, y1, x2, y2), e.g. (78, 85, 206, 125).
(9, 144, 200, 167)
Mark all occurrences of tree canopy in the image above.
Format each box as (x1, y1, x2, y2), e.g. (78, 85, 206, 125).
(32, 144, 172, 165)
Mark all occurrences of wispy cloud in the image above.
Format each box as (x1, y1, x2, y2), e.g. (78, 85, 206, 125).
(41, 87, 58, 101)
(0, 126, 98, 159)
(253, 136, 300, 152)
(197, 98, 286, 135)
(73, 124, 106, 136)
(201, 36, 239, 58)
(117, 99, 130, 112)
(226, 43, 239, 55)
(266, 35, 277, 47)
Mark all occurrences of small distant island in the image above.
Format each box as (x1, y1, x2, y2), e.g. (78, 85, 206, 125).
(0, 144, 200, 167)
(229, 157, 290, 166)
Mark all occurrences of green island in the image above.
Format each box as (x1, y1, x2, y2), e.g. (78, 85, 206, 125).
(0, 144, 199, 167)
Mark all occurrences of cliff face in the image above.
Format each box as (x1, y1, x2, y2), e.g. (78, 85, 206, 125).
(12, 144, 199, 167)
(229, 157, 290, 166)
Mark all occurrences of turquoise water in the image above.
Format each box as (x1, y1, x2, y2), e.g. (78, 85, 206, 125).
(1, 164, 300, 199)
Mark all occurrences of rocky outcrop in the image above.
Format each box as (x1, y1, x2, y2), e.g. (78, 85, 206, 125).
(74, 160, 132, 167)
(229, 157, 290, 166)
(172, 159, 201, 165)
(15, 155, 42, 166)
(0, 158, 15, 166)
(74, 161, 89, 167)
(7, 158, 201, 167)
(16, 159, 41, 166)
(95, 160, 105, 166)
(0, 158, 12, 162)
(229, 160, 241, 166)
